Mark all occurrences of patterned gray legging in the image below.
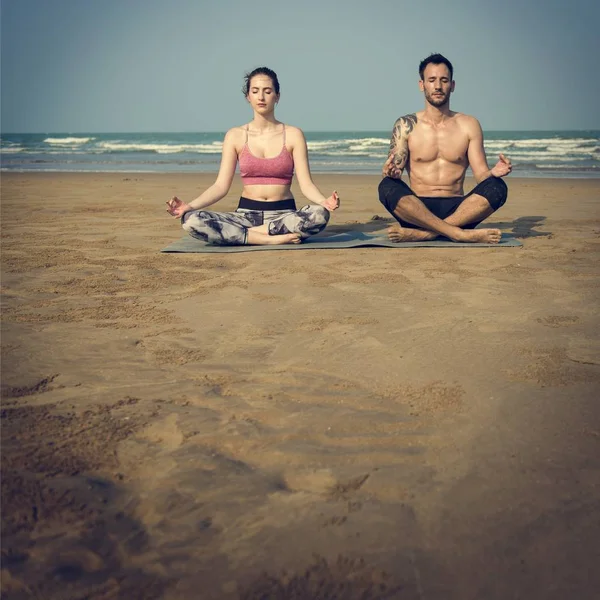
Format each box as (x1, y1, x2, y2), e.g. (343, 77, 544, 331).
(181, 204, 330, 245)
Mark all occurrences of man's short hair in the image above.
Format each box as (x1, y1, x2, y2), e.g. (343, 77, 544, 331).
(419, 54, 454, 80)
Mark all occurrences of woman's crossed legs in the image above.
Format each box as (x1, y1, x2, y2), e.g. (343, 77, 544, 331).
(182, 204, 330, 246)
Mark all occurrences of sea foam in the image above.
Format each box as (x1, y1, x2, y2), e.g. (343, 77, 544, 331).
(44, 137, 94, 145)
(97, 141, 223, 154)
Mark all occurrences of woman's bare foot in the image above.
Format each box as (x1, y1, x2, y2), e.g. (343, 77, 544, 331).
(246, 230, 301, 245)
(387, 224, 437, 242)
(454, 228, 502, 244)
(249, 223, 269, 235)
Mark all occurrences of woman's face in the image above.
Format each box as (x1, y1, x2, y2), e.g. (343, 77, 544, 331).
(247, 75, 279, 114)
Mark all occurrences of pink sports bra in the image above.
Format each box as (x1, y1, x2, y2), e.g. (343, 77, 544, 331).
(238, 124, 294, 186)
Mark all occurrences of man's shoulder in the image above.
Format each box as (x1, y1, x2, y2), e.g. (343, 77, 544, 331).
(392, 113, 422, 137)
(453, 112, 482, 128)
(394, 111, 422, 124)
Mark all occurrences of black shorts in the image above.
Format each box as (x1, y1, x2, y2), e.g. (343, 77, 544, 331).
(378, 176, 508, 229)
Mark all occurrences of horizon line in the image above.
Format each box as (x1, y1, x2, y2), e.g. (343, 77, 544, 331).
(2, 128, 599, 136)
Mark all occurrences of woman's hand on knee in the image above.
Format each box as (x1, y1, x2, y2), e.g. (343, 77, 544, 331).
(166, 196, 192, 218)
(322, 190, 340, 211)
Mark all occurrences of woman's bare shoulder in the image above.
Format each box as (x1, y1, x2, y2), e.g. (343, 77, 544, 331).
(283, 124, 306, 141)
(222, 125, 248, 150)
(225, 125, 248, 139)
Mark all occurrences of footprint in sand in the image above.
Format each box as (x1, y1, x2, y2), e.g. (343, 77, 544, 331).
(138, 413, 184, 451)
(537, 315, 580, 328)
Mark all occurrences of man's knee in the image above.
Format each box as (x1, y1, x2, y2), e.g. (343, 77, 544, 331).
(473, 176, 508, 212)
(378, 177, 413, 214)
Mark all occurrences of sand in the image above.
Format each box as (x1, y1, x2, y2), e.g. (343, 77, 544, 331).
(1, 172, 600, 599)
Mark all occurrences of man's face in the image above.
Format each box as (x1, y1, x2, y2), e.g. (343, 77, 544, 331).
(419, 63, 455, 108)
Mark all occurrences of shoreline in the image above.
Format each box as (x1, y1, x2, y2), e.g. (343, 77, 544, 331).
(2, 171, 600, 181)
(2, 129, 598, 181)
(2, 168, 599, 179)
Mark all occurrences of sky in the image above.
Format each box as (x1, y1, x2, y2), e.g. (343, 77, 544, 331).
(1, 0, 599, 133)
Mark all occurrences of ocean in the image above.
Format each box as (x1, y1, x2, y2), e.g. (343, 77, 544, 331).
(1, 130, 599, 178)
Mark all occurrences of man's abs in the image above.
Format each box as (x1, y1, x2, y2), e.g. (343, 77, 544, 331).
(407, 118, 470, 195)
(407, 160, 467, 196)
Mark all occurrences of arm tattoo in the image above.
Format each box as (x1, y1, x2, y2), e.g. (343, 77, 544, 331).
(387, 113, 417, 173)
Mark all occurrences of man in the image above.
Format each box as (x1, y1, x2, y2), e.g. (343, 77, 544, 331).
(379, 53, 511, 243)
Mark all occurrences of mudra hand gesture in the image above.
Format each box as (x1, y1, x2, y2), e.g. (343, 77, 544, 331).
(166, 197, 192, 218)
(491, 153, 512, 178)
(382, 155, 403, 179)
(323, 191, 340, 211)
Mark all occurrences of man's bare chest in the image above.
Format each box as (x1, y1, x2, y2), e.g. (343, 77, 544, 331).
(408, 127, 469, 165)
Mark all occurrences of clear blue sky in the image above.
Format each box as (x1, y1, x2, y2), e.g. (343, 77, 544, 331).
(1, 0, 599, 133)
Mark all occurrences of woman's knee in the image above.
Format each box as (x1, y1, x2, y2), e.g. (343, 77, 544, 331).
(182, 210, 212, 228)
(300, 204, 330, 233)
(182, 211, 241, 244)
(182, 211, 204, 233)
(310, 205, 330, 226)
(182, 212, 208, 239)
(267, 205, 329, 237)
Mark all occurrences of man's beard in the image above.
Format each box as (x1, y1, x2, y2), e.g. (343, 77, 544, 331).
(426, 91, 449, 107)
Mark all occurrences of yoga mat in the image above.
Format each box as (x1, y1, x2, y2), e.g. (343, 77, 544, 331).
(161, 231, 522, 252)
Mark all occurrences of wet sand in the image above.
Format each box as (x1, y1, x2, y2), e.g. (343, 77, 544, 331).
(1, 172, 600, 599)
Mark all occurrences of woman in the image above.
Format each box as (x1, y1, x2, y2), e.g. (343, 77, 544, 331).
(166, 67, 340, 245)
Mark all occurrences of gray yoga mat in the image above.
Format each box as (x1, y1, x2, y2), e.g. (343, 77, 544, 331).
(161, 231, 522, 252)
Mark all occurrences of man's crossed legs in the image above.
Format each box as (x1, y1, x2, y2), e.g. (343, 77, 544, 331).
(378, 176, 508, 243)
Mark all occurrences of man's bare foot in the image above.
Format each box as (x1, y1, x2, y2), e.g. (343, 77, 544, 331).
(387, 224, 437, 242)
(454, 228, 502, 244)
(246, 230, 301, 245)
(387, 224, 502, 244)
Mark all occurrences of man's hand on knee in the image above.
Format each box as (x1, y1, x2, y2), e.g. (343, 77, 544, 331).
(382, 155, 403, 179)
(491, 153, 512, 178)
